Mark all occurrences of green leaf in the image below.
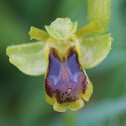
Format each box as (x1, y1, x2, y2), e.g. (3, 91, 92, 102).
(6, 41, 47, 76)
(29, 26, 49, 41)
(76, 21, 103, 38)
(88, 0, 111, 33)
(80, 34, 112, 69)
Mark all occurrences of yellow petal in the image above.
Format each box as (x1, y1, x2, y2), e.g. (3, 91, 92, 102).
(76, 21, 102, 38)
(45, 92, 54, 105)
(53, 100, 68, 112)
(29, 26, 49, 41)
(82, 79, 93, 102)
(52, 98, 84, 112)
(69, 99, 84, 111)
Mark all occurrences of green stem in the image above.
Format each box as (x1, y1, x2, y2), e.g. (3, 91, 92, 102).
(63, 110, 76, 126)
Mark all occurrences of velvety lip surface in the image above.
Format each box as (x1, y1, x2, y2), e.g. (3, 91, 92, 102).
(45, 46, 88, 104)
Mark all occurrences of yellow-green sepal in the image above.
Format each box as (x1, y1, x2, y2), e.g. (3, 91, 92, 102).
(80, 34, 112, 69)
(6, 41, 47, 76)
(88, 0, 111, 33)
(76, 21, 103, 38)
(29, 26, 49, 41)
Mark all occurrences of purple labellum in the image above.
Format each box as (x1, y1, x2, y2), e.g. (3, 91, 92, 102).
(45, 46, 88, 104)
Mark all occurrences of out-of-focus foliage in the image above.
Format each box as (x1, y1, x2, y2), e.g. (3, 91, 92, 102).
(0, 0, 126, 126)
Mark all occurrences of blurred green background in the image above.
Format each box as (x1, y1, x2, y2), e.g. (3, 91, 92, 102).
(0, 0, 126, 126)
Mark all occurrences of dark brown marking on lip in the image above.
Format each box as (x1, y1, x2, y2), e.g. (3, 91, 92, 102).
(49, 48, 61, 61)
(45, 46, 88, 104)
(45, 78, 53, 97)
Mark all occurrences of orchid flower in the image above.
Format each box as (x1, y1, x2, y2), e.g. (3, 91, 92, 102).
(6, 0, 112, 112)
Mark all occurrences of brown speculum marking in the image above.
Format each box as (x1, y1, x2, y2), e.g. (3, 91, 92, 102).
(45, 46, 88, 104)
